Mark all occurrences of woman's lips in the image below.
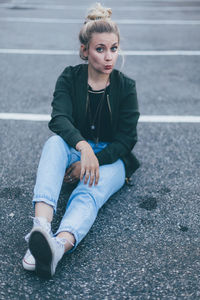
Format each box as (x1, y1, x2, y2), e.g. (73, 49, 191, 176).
(105, 65, 112, 70)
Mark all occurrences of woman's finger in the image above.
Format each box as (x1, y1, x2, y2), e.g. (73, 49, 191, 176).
(95, 168, 100, 185)
(64, 175, 73, 183)
(80, 167, 85, 181)
(84, 170, 90, 184)
(65, 166, 73, 175)
(68, 177, 78, 184)
(89, 170, 95, 187)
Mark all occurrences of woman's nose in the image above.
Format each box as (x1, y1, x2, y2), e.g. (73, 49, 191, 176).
(105, 51, 112, 60)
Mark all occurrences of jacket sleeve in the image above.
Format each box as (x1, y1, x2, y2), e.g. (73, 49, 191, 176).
(48, 68, 85, 148)
(96, 79, 140, 165)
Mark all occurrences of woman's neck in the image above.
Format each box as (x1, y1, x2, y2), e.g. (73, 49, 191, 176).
(88, 65, 110, 90)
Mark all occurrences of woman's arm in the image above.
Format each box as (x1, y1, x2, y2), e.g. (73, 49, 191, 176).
(49, 69, 99, 186)
(48, 69, 86, 148)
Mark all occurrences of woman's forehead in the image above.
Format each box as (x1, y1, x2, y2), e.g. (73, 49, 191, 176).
(90, 32, 119, 45)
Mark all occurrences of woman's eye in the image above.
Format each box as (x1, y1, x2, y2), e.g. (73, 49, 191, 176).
(96, 47, 104, 53)
(111, 46, 118, 52)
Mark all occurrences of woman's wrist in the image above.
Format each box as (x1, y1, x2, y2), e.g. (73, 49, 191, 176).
(76, 141, 90, 152)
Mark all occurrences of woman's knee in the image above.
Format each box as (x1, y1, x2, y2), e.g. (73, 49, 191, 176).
(43, 135, 71, 158)
(99, 159, 125, 187)
(68, 187, 99, 213)
(45, 135, 68, 150)
(45, 135, 65, 147)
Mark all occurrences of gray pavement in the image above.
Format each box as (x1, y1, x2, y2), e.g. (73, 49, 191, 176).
(0, 0, 200, 299)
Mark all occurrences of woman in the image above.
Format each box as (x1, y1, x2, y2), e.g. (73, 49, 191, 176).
(22, 3, 140, 278)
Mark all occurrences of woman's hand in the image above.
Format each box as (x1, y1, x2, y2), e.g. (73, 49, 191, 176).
(76, 141, 99, 187)
(64, 161, 81, 184)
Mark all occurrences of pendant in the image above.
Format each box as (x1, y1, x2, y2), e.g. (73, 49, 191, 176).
(91, 125, 95, 130)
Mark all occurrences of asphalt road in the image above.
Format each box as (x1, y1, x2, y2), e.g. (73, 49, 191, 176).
(0, 0, 200, 299)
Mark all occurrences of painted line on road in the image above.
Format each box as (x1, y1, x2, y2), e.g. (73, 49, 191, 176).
(1, 4, 200, 11)
(5, 0, 199, 3)
(122, 50, 200, 56)
(5, 0, 200, 3)
(115, 20, 200, 25)
(0, 49, 78, 55)
(0, 113, 50, 122)
(1, 17, 200, 25)
(140, 115, 200, 123)
(1, 49, 200, 56)
(1, 113, 200, 123)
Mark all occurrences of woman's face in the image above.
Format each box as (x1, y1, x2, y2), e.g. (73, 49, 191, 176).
(85, 32, 119, 75)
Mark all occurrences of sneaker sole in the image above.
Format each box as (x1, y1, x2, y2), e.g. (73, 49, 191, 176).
(29, 229, 53, 279)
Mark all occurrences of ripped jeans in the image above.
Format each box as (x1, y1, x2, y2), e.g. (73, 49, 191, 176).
(32, 135, 125, 251)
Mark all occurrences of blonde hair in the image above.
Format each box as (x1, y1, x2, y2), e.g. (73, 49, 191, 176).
(79, 3, 120, 60)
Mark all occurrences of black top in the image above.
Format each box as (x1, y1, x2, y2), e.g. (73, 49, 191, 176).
(82, 85, 112, 143)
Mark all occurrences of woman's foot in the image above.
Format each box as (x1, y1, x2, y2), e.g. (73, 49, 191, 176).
(22, 216, 52, 272)
(29, 228, 66, 278)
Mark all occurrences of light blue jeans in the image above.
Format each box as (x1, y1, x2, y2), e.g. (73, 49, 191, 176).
(33, 135, 125, 251)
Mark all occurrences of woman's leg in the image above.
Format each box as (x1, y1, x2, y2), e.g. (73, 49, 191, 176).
(25, 141, 125, 277)
(56, 159, 126, 252)
(32, 135, 76, 214)
(35, 202, 54, 223)
(23, 135, 78, 272)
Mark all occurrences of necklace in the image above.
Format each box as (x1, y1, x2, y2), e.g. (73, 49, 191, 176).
(89, 88, 106, 128)
(86, 78, 110, 144)
(87, 84, 108, 144)
(87, 87, 107, 144)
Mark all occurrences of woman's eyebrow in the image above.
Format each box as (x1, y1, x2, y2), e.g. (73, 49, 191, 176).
(95, 42, 118, 47)
(96, 43, 105, 47)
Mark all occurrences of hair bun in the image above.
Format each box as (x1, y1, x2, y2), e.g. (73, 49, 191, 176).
(85, 2, 112, 23)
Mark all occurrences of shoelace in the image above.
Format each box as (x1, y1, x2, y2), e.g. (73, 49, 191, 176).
(25, 217, 74, 248)
(25, 216, 52, 243)
(54, 237, 74, 247)
(33, 216, 51, 231)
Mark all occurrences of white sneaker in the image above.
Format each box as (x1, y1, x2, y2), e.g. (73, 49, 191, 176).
(29, 227, 66, 278)
(22, 217, 52, 272)
(22, 249, 35, 271)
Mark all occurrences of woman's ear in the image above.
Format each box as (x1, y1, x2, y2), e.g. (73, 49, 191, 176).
(81, 44, 88, 58)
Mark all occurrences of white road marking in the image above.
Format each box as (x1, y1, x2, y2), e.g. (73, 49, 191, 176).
(1, 17, 200, 25)
(0, 17, 83, 24)
(6, 0, 199, 3)
(0, 113, 50, 121)
(6, 0, 200, 3)
(0, 49, 200, 56)
(117, 20, 200, 25)
(0, 113, 200, 123)
(1, 3, 200, 11)
(0, 49, 78, 55)
(140, 115, 200, 123)
(121, 50, 200, 56)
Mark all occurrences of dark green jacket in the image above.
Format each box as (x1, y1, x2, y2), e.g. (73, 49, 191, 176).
(48, 64, 140, 178)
